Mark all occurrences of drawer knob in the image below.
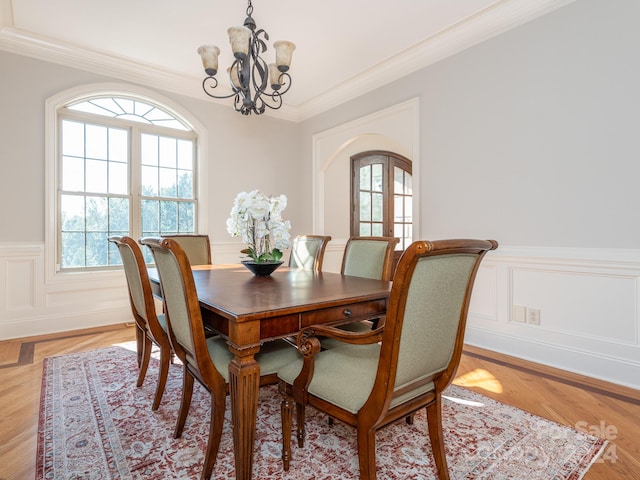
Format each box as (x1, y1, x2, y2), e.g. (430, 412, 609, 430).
(343, 309, 352, 317)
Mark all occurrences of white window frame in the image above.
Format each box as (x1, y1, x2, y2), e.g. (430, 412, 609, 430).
(45, 83, 208, 284)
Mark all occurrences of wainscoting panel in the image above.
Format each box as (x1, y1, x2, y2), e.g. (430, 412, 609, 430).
(5, 259, 36, 311)
(468, 264, 498, 321)
(466, 246, 640, 390)
(0, 243, 130, 339)
(511, 267, 637, 344)
(2, 241, 639, 389)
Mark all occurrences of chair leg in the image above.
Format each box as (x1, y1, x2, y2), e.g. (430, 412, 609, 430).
(426, 397, 450, 480)
(295, 402, 306, 448)
(201, 389, 225, 480)
(280, 385, 293, 471)
(174, 367, 194, 438)
(136, 334, 152, 387)
(151, 344, 170, 411)
(356, 427, 377, 480)
(135, 324, 144, 368)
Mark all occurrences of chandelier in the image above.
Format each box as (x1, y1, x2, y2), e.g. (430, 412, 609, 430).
(197, 0, 296, 115)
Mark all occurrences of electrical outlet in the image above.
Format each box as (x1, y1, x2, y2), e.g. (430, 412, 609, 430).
(526, 308, 541, 325)
(512, 305, 526, 323)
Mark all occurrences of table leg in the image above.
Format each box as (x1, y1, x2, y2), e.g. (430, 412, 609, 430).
(228, 345, 260, 480)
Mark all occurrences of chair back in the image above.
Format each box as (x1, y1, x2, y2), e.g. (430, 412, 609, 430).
(371, 239, 498, 410)
(139, 237, 224, 385)
(161, 234, 212, 265)
(341, 236, 399, 281)
(109, 236, 165, 341)
(289, 235, 331, 271)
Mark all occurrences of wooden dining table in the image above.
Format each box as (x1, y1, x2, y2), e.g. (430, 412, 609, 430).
(148, 263, 391, 480)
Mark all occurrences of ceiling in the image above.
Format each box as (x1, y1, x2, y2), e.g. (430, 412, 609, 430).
(0, 0, 572, 121)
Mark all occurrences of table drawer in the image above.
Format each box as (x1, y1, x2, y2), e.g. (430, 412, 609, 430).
(260, 314, 300, 339)
(300, 299, 386, 328)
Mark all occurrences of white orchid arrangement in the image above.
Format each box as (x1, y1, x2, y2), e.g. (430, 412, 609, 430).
(226, 190, 292, 263)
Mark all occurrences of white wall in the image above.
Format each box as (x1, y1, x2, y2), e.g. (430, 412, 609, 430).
(299, 0, 640, 389)
(1, 0, 639, 389)
(0, 51, 305, 339)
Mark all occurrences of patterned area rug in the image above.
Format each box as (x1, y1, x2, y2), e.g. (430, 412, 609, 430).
(37, 346, 606, 479)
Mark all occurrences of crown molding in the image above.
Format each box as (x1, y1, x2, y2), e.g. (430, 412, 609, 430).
(0, 22, 300, 122)
(0, 0, 574, 123)
(296, 0, 575, 120)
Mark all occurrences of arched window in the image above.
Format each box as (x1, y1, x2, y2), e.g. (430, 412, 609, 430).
(54, 92, 199, 271)
(351, 151, 412, 265)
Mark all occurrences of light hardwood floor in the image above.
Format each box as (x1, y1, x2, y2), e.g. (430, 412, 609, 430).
(0, 324, 638, 479)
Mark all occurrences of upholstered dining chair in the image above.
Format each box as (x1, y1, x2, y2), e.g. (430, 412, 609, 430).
(139, 237, 300, 480)
(321, 236, 399, 345)
(162, 234, 212, 265)
(109, 235, 172, 411)
(341, 236, 399, 281)
(288, 235, 331, 271)
(278, 238, 498, 480)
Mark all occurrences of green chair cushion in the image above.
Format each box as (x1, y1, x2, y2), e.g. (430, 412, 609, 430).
(207, 337, 300, 383)
(278, 343, 381, 413)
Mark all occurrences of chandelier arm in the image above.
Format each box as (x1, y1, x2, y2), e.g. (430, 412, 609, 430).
(275, 72, 292, 96)
(251, 53, 269, 94)
(202, 77, 239, 100)
(198, 0, 294, 115)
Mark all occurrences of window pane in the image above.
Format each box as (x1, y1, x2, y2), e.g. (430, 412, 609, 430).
(359, 192, 371, 221)
(394, 167, 403, 195)
(404, 223, 412, 239)
(372, 223, 383, 236)
(109, 128, 128, 162)
(178, 202, 194, 232)
(62, 120, 85, 157)
(61, 232, 85, 267)
(372, 164, 383, 192)
(108, 242, 123, 266)
(85, 124, 108, 160)
(394, 194, 403, 221)
(160, 201, 178, 233)
(372, 193, 383, 222)
(141, 134, 158, 166)
(359, 165, 371, 190)
(68, 98, 188, 130)
(86, 232, 108, 266)
(85, 196, 108, 231)
(86, 159, 108, 193)
(177, 139, 193, 170)
(159, 136, 176, 168)
(134, 101, 154, 117)
(141, 165, 158, 196)
(404, 172, 413, 195)
(61, 195, 85, 231)
(177, 170, 193, 199)
(108, 161, 128, 194)
(109, 197, 129, 231)
(142, 200, 159, 232)
(91, 98, 124, 115)
(59, 95, 197, 270)
(159, 167, 177, 197)
(62, 156, 85, 191)
(394, 223, 406, 250)
(404, 196, 413, 222)
(359, 223, 371, 236)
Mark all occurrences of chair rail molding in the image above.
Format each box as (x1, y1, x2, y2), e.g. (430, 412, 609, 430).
(2, 240, 639, 390)
(465, 246, 640, 390)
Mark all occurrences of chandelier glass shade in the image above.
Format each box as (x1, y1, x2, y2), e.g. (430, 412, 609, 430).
(198, 0, 295, 115)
